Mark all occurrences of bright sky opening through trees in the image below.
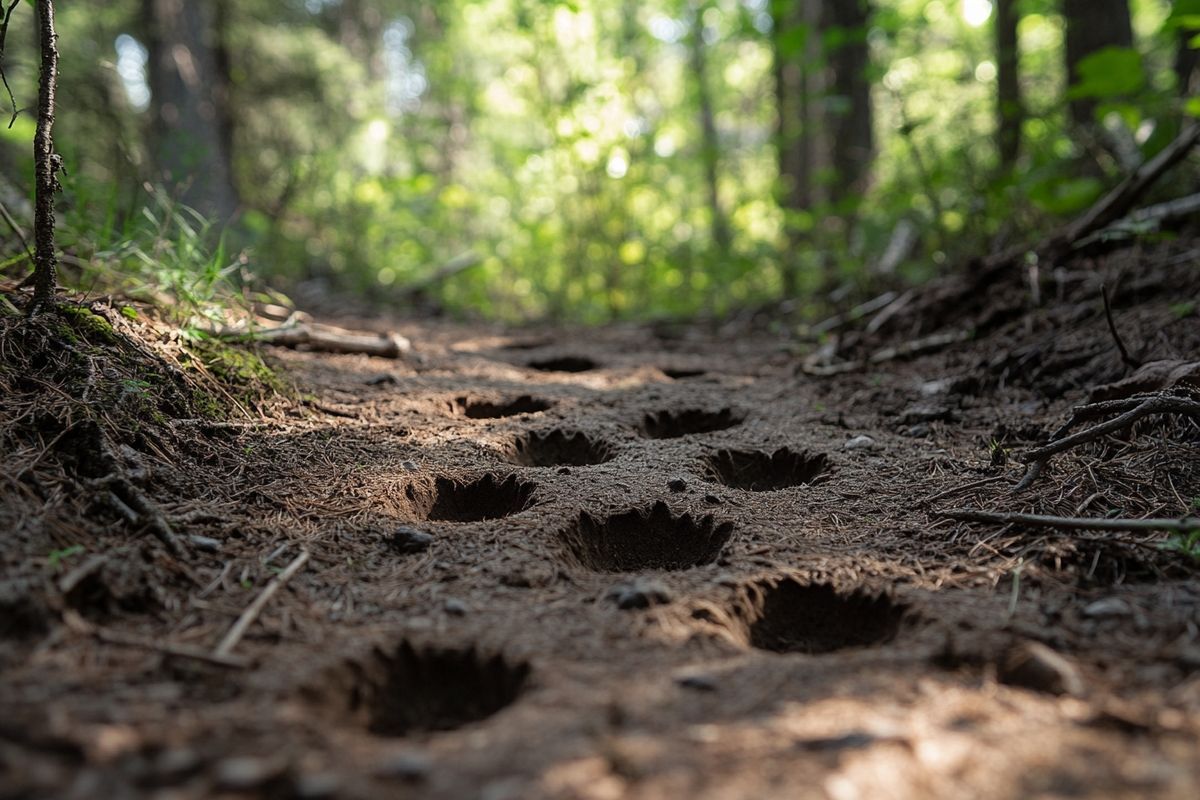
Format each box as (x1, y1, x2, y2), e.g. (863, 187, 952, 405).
(0, 0, 1197, 321)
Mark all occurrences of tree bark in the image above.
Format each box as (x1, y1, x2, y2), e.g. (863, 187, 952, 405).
(29, 0, 59, 315)
(824, 0, 873, 204)
(145, 0, 239, 222)
(689, 5, 731, 261)
(1062, 0, 1134, 127)
(771, 0, 820, 296)
(995, 0, 1022, 168)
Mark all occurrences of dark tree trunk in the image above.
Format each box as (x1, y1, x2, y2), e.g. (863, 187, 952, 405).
(1175, 26, 1198, 95)
(145, 0, 239, 222)
(995, 0, 1022, 168)
(823, 0, 873, 205)
(29, 0, 59, 315)
(771, 0, 820, 296)
(689, 6, 731, 261)
(1063, 0, 1134, 127)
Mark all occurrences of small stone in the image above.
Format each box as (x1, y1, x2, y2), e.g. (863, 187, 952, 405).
(295, 771, 342, 798)
(606, 579, 672, 610)
(843, 434, 876, 451)
(903, 423, 931, 438)
(998, 641, 1085, 696)
(387, 526, 434, 554)
(899, 404, 952, 425)
(365, 373, 397, 386)
(676, 673, 718, 692)
(401, 461, 419, 471)
(558, 467, 571, 475)
(703, 493, 722, 505)
(1082, 597, 1132, 618)
(443, 597, 467, 616)
(215, 757, 286, 790)
(373, 752, 431, 782)
(187, 535, 221, 552)
(667, 478, 688, 493)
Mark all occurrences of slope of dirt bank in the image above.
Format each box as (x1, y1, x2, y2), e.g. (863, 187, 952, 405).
(2, 244, 1200, 799)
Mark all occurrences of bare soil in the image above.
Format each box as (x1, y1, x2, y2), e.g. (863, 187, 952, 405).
(2, 246, 1200, 799)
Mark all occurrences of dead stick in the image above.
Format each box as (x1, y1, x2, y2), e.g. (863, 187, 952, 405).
(1101, 285, 1139, 369)
(97, 627, 250, 669)
(1022, 394, 1200, 465)
(937, 508, 1199, 534)
(215, 549, 309, 658)
(919, 474, 1010, 506)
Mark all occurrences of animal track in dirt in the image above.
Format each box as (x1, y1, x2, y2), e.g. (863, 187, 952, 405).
(639, 408, 744, 439)
(314, 641, 530, 737)
(560, 501, 734, 572)
(739, 579, 907, 654)
(703, 447, 830, 491)
(451, 394, 552, 419)
(506, 429, 614, 467)
(406, 474, 536, 522)
(527, 356, 599, 373)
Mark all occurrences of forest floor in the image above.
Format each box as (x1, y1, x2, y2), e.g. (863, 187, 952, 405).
(2, 241, 1200, 799)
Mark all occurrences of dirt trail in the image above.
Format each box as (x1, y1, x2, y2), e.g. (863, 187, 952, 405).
(3, 252, 1200, 799)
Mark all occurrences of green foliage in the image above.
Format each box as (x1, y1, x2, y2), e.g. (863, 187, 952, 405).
(2, 0, 1196, 322)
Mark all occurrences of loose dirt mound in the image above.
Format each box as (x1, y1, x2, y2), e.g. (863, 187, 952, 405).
(2, 244, 1200, 798)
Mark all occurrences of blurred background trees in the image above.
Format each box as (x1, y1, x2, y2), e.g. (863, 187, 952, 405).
(0, 0, 1197, 322)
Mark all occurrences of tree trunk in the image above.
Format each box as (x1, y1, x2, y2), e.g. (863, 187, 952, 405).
(29, 0, 59, 315)
(145, 0, 239, 222)
(771, 0, 820, 296)
(1175, 25, 1198, 96)
(1062, 0, 1134, 127)
(995, 0, 1022, 168)
(823, 0, 873, 205)
(689, 5, 731, 262)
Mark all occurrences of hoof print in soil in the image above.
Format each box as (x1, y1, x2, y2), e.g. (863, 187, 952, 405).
(606, 578, 673, 610)
(639, 408, 744, 439)
(739, 579, 906, 654)
(560, 501, 734, 572)
(387, 526, 434, 554)
(998, 641, 1084, 696)
(451, 395, 552, 419)
(507, 429, 614, 467)
(406, 474, 536, 522)
(703, 447, 830, 491)
(527, 356, 599, 373)
(313, 641, 531, 737)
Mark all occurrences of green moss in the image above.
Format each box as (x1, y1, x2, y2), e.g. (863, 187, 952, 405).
(56, 305, 117, 345)
(185, 339, 290, 414)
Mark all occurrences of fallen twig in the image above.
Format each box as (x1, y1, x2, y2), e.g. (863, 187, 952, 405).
(214, 549, 309, 658)
(224, 322, 410, 359)
(1101, 285, 1140, 369)
(63, 611, 250, 669)
(918, 474, 1011, 507)
(1015, 393, 1200, 491)
(937, 508, 1199, 535)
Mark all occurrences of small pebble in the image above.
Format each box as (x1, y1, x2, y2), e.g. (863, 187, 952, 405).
(373, 751, 431, 781)
(187, 535, 221, 552)
(903, 423, 931, 438)
(843, 434, 876, 451)
(444, 597, 468, 616)
(703, 493, 722, 505)
(998, 641, 1084, 696)
(215, 757, 285, 790)
(675, 673, 718, 692)
(667, 478, 688, 492)
(365, 373, 397, 386)
(1082, 597, 1132, 618)
(558, 467, 571, 475)
(387, 527, 434, 554)
(606, 579, 672, 610)
(401, 460, 419, 471)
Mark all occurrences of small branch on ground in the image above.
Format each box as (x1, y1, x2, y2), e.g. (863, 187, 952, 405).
(1101, 284, 1140, 369)
(214, 549, 309, 659)
(1014, 392, 1200, 492)
(63, 611, 250, 669)
(937, 508, 1199, 535)
(222, 322, 411, 359)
